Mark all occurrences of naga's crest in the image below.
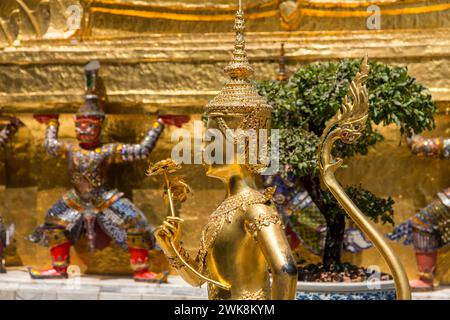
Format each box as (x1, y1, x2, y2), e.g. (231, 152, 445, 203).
(324, 55, 370, 145)
(319, 55, 370, 174)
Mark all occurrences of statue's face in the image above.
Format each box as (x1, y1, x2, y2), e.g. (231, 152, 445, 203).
(75, 116, 103, 144)
(203, 116, 243, 179)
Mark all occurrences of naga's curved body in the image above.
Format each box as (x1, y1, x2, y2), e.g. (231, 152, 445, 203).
(318, 56, 411, 300)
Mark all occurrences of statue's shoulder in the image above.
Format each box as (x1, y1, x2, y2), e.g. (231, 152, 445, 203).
(245, 186, 275, 205)
(243, 187, 283, 236)
(218, 187, 274, 212)
(242, 187, 277, 218)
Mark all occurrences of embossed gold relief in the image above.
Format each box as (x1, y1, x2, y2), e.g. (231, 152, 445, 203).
(280, 1, 300, 31)
(85, 0, 450, 35)
(1, 29, 449, 115)
(0, 2, 19, 45)
(45, 0, 83, 39)
(86, 0, 279, 35)
(280, 0, 450, 30)
(0, 0, 83, 45)
(2, 0, 449, 43)
(14, 0, 49, 39)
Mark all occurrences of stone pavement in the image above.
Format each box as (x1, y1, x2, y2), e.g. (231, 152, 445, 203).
(0, 268, 207, 300)
(0, 268, 448, 300)
(412, 287, 450, 300)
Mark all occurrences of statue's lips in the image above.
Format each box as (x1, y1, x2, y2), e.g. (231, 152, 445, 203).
(77, 133, 98, 141)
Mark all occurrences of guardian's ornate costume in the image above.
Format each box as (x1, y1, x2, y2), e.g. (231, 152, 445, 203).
(387, 133, 450, 290)
(0, 117, 22, 149)
(0, 217, 15, 273)
(0, 117, 22, 273)
(154, 3, 297, 300)
(28, 61, 183, 282)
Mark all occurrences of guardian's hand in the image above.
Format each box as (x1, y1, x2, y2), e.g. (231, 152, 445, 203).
(157, 115, 190, 128)
(34, 114, 59, 124)
(9, 117, 24, 128)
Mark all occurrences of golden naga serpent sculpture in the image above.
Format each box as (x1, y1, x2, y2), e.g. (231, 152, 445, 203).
(318, 55, 412, 300)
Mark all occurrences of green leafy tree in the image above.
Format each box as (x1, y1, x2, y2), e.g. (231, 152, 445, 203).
(257, 59, 437, 268)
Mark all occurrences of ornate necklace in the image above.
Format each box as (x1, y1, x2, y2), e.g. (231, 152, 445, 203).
(72, 146, 102, 172)
(70, 146, 104, 187)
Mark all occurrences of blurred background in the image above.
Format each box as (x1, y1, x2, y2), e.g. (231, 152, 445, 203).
(0, 0, 449, 282)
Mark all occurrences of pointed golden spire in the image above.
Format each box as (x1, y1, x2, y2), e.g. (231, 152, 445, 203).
(277, 43, 288, 82)
(204, 0, 273, 173)
(224, 2, 254, 80)
(205, 0, 272, 132)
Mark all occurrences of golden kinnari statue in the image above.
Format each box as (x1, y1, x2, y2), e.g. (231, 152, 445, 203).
(318, 55, 411, 300)
(151, 2, 297, 300)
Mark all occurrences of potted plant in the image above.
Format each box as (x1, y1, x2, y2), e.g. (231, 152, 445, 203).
(257, 58, 437, 299)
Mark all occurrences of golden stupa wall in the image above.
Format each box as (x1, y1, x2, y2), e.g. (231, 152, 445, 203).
(1, 0, 450, 282)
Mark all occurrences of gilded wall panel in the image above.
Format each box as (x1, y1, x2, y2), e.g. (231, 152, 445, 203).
(2, 0, 450, 44)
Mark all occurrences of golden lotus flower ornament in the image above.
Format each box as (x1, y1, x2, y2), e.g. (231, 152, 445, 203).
(147, 159, 189, 218)
(163, 177, 192, 205)
(146, 159, 180, 176)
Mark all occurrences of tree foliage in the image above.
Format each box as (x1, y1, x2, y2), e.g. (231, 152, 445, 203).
(324, 185, 395, 226)
(257, 59, 437, 257)
(257, 59, 436, 178)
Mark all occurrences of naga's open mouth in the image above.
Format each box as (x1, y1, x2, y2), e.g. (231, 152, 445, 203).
(342, 131, 362, 144)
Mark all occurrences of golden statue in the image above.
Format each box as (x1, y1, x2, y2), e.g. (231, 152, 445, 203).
(152, 1, 297, 300)
(318, 55, 411, 300)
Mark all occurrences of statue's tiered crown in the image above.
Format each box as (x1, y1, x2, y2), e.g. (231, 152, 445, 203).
(77, 60, 105, 118)
(205, 8, 272, 133)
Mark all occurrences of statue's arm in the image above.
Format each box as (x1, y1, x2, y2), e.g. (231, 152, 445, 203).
(43, 118, 68, 158)
(105, 120, 165, 163)
(246, 204, 298, 300)
(407, 134, 450, 158)
(154, 217, 205, 287)
(165, 246, 206, 288)
(0, 117, 22, 149)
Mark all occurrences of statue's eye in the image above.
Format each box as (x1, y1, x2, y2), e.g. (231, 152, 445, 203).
(354, 124, 361, 130)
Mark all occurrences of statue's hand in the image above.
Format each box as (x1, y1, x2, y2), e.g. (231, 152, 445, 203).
(9, 116, 24, 128)
(154, 217, 184, 254)
(158, 115, 190, 128)
(34, 114, 59, 124)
